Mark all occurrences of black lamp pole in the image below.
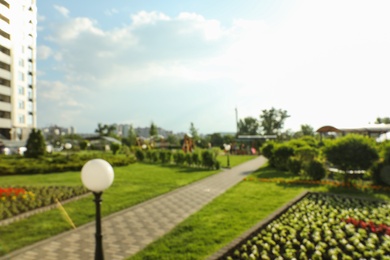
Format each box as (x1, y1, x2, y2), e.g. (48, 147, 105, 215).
(93, 192, 104, 260)
(227, 151, 230, 168)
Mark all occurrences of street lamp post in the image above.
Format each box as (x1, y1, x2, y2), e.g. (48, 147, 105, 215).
(81, 159, 114, 260)
(224, 144, 231, 168)
(64, 143, 72, 159)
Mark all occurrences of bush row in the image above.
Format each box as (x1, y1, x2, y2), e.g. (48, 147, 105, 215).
(260, 135, 390, 185)
(0, 153, 136, 175)
(261, 137, 326, 180)
(134, 148, 220, 170)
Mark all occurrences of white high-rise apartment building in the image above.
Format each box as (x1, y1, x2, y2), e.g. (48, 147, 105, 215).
(0, 0, 37, 140)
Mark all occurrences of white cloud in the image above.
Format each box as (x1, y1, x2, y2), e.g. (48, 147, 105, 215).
(37, 4, 390, 133)
(53, 5, 70, 18)
(131, 11, 170, 26)
(104, 8, 119, 16)
(37, 45, 52, 60)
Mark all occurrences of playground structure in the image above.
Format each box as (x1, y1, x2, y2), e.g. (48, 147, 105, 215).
(182, 133, 194, 153)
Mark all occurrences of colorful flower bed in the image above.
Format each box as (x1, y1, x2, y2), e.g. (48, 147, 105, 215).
(0, 186, 88, 221)
(223, 193, 390, 259)
(243, 177, 390, 192)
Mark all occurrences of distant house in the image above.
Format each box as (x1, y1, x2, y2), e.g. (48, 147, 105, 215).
(83, 134, 121, 151)
(316, 124, 390, 141)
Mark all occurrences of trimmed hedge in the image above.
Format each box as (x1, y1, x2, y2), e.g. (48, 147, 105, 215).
(0, 153, 136, 175)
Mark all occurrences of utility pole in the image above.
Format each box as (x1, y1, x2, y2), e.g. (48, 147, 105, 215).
(235, 107, 238, 134)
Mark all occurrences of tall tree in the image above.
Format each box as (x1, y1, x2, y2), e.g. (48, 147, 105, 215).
(189, 122, 200, 142)
(95, 123, 106, 136)
(375, 117, 390, 124)
(294, 124, 315, 138)
(25, 129, 46, 158)
(324, 134, 378, 183)
(149, 122, 158, 137)
(237, 117, 259, 136)
(259, 108, 290, 135)
(127, 125, 137, 146)
(95, 123, 116, 136)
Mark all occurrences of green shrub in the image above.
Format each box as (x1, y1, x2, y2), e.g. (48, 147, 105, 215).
(25, 129, 46, 158)
(159, 150, 171, 164)
(295, 145, 319, 162)
(272, 144, 295, 171)
(304, 159, 326, 180)
(287, 157, 302, 175)
(191, 152, 201, 166)
(135, 149, 145, 162)
(370, 161, 390, 186)
(173, 151, 186, 165)
(110, 143, 121, 155)
(185, 153, 193, 166)
(201, 150, 220, 169)
(260, 141, 275, 159)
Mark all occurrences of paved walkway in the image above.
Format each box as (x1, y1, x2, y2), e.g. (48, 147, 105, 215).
(1, 156, 267, 260)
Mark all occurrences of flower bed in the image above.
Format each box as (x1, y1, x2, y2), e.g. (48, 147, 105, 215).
(217, 193, 390, 259)
(0, 186, 88, 221)
(243, 177, 390, 192)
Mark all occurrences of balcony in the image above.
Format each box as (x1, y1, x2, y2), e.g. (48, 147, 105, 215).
(0, 100, 10, 111)
(0, 67, 10, 80)
(0, 85, 10, 96)
(0, 5, 9, 19)
(0, 19, 9, 33)
(0, 52, 10, 65)
(0, 118, 11, 128)
(0, 35, 10, 50)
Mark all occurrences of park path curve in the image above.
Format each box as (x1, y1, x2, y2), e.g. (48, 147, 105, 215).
(1, 156, 267, 260)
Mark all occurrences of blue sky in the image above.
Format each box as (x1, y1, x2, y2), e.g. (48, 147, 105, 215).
(36, 1, 390, 134)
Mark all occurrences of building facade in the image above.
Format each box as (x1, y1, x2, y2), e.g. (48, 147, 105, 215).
(0, 0, 37, 140)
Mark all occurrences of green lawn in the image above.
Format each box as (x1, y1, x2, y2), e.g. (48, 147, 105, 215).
(0, 155, 256, 256)
(217, 155, 257, 168)
(129, 165, 390, 260)
(0, 163, 219, 256)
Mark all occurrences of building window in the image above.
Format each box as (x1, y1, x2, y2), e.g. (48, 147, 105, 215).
(27, 74, 32, 85)
(28, 61, 33, 71)
(27, 88, 33, 99)
(18, 114, 25, 124)
(27, 115, 33, 125)
(27, 101, 33, 112)
(18, 72, 25, 81)
(18, 100, 25, 109)
(18, 86, 25, 95)
(19, 59, 24, 67)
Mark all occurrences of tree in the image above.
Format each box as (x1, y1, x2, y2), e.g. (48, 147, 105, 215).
(209, 133, 223, 147)
(323, 134, 379, 183)
(294, 124, 315, 138)
(95, 123, 116, 136)
(149, 122, 158, 137)
(259, 108, 290, 135)
(375, 117, 390, 124)
(189, 122, 200, 142)
(237, 117, 259, 136)
(25, 129, 46, 158)
(167, 134, 180, 146)
(126, 125, 137, 147)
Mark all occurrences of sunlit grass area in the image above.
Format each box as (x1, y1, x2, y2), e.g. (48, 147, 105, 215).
(0, 163, 219, 256)
(130, 165, 390, 260)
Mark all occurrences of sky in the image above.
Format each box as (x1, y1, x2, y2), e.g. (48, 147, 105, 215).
(35, 0, 390, 135)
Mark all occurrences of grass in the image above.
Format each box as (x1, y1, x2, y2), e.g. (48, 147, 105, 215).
(129, 164, 390, 260)
(0, 155, 256, 256)
(0, 163, 219, 256)
(217, 155, 257, 168)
